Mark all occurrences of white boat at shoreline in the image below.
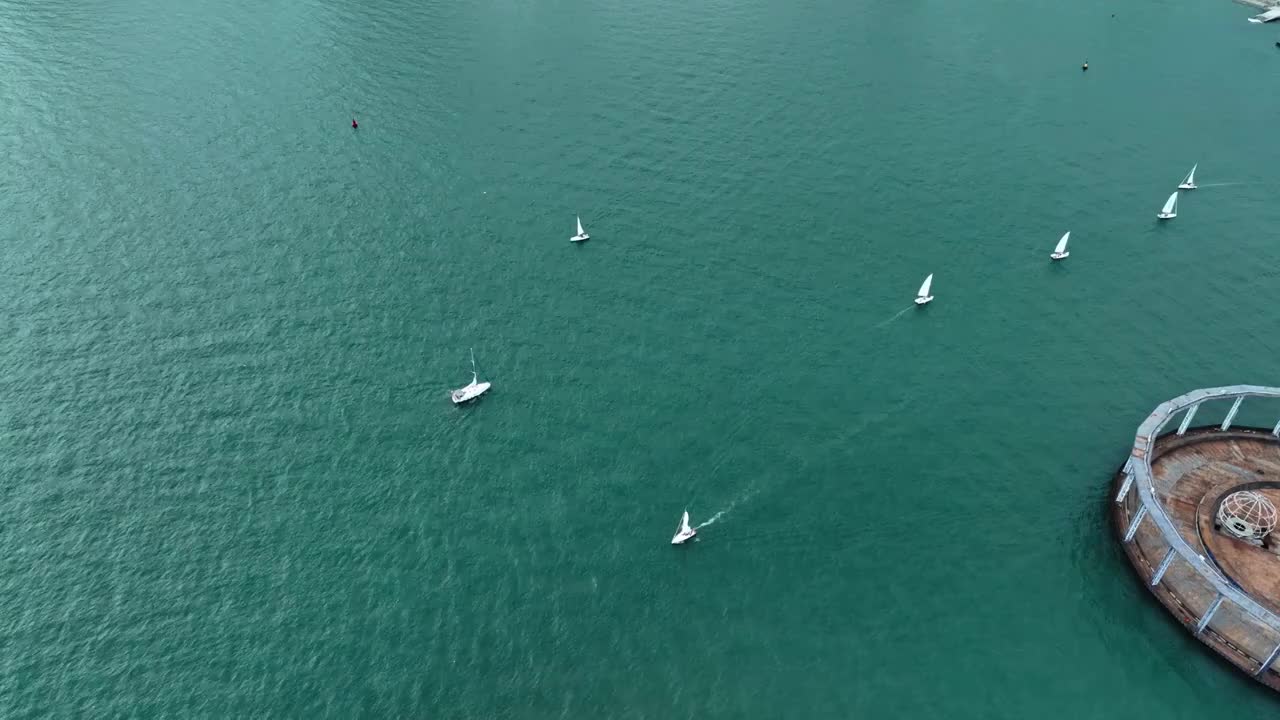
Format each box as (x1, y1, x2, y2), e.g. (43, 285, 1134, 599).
(1050, 232, 1070, 261)
(450, 348, 491, 405)
(914, 273, 934, 306)
(1248, 7, 1280, 23)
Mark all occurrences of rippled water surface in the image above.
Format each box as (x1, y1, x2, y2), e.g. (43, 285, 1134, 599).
(1, 0, 1279, 715)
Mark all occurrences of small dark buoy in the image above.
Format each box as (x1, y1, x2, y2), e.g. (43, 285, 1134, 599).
(1082, 60, 1089, 71)
(352, 117, 358, 129)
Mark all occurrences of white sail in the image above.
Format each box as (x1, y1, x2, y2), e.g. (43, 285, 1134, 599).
(672, 510, 696, 544)
(917, 274, 933, 299)
(570, 215, 589, 242)
(1180, 164, 1197, 188)
(1159, 192, 1178, 217)
(1054, 232, 1070, 255)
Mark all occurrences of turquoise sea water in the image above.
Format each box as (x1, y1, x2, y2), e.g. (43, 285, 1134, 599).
(2, 0, 1280, 715)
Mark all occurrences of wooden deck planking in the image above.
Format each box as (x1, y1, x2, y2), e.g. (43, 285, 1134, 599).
(1113, 423, 1280, 691)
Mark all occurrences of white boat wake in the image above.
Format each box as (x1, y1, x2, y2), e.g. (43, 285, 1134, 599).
(686, 405, 766, 533)
(1195, 182, 1245, 188)
(873, 306, 912, 328)
(695, 487, 759, 530)
(694, 512, 726, 530)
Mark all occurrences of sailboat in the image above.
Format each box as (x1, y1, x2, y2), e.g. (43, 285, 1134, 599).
(914, 273, 934, 306)
(450, 348, 492, 405)
(570, 216, 589, 242)
(1050, 231, 1071, 261)
(1178, 164, 1198, 190)
(671, 510, 697, 545)
(1157, 192, 1178, 220)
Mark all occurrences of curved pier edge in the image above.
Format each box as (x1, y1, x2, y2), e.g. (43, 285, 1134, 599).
(1111, 386, 1280, 691)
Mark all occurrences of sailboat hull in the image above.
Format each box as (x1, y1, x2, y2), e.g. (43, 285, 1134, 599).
(1177, 183, 1196, 190)
(1050, 252, 1069, 260)
(451, 382, 492, 405)
(1157, 213, 1176, 220)
(914, 296, 933, 306)
(570, 234, 589, 242)
(671, 530, 696, 545)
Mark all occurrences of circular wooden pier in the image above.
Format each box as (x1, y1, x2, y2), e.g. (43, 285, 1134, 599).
(1111, 386, 1280, 691)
